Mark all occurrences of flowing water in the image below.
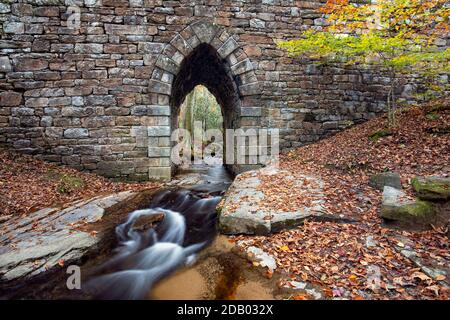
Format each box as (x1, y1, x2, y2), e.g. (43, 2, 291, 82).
(85, 164, 232, 299)
(2, 164, 288, 300)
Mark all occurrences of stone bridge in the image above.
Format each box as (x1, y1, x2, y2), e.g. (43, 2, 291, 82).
(0, 0, 411, 180)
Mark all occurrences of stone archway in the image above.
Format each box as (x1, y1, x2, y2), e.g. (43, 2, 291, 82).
(170, 43, 239, 136)
(146, 21, 262, 180)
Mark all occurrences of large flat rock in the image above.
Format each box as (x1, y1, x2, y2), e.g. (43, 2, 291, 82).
(380, 186, 441, 228)
(0, 191, 137, 283)
(218, 166, 325, 235)
(412, 176, 450, 201)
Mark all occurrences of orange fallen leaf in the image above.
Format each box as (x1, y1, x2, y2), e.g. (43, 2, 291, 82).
(411, 271, 431, 282)
(435, 275, 446, 281)
(293, 294, 309, 300)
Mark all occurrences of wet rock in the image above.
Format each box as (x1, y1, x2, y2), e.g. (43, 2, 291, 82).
(412, 176, 450, 201)
(369, 172, 402, 190)
(236, 241, 277, 271)
(219, 166, 325, 235)
(380, 186, 438, 227)
(132, 213, 165, 232)
(0, 191, 137, 284)
(391, 235, 450, 286)
(286, 281, 307, 290)
(218, 174, 269, 235)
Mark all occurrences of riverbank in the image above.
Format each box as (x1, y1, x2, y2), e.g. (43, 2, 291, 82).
(1, 100, 448, 300)
(230, 101, 449, 300)
(0, 148, 160, 218)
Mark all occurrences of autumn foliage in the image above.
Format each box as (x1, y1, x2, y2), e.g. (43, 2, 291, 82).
(0, 149, 160, 217)
(236, 99, 449, 299)
(279, 0, 450, 128)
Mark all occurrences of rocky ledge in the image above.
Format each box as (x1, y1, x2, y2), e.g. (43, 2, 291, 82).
(0, 189, 156, 293)
(380, 176, 450, 230)
(218, 166, 326, 235)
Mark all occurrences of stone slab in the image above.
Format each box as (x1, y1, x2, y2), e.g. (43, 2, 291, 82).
(219, 165, 325, 235)
(0, 191, 136, 283)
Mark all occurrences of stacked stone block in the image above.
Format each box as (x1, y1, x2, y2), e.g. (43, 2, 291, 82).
(0, 0, 442, 180)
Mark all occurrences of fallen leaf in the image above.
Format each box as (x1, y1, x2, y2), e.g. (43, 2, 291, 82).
(293, 294, 309, 300)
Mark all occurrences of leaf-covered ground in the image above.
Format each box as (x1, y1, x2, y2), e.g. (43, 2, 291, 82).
(234, 101, 449, 300)
(0, 150, 160, 217)
(0, 100, 448, 300)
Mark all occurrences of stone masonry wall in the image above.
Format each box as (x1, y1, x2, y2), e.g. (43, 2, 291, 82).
(0, 0, 431, 180)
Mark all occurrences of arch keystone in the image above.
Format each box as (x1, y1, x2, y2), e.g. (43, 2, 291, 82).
(190, 20, 220, 44)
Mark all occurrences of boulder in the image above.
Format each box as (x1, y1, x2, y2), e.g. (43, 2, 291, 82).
(132, 212, 165, 232)
(0, 191, 137, 284)
(412, 176, 450, 201)
(219, 166, 325, 235)
(369, 172, 402, 190)
(235, 241, 277, 271)
(380, 186, 438, 227)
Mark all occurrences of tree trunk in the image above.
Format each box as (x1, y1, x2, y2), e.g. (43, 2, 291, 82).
(387, 69, 397, 129)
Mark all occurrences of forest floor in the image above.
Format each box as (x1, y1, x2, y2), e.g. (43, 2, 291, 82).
(0, 150, 160, 218)
(232, 99, 449, 300)
(0, 99, 448, 300)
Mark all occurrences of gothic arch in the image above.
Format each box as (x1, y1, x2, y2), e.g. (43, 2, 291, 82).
(146, 20, 262, 179)
(148, 20, 261, 101)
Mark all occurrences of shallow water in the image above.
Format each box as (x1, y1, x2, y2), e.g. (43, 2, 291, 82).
(85, 165, 231, 299)
(151, 235, 276, 300)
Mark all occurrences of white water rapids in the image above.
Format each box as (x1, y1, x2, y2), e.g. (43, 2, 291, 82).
(86, 189, 222, 299)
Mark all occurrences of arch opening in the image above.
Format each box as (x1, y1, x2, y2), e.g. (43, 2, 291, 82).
(171, 43, 240, 133)
(170, 43, 241, 173)
(178, 85, 224, 166)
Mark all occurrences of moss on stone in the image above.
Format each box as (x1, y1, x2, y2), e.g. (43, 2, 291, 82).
(425, 112, 440, 121)
(429, 103, 450, 113)
(412, 176, 450, 200)
(368, 128, 391, 142)
(57, 174, 85, 194)
(381, 200, 437, 225)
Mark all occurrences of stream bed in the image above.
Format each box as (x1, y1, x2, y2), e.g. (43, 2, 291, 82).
(83, 164, 280, 300)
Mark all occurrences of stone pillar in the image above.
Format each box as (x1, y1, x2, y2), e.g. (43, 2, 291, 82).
(147, 114, 172, 180)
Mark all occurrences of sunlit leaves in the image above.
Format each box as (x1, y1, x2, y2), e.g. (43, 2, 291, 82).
(235, 101, 449, 300)
(279, 0, 449, 128)
(279, 0, 449, 74)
